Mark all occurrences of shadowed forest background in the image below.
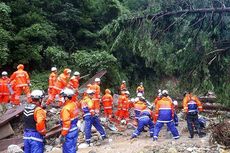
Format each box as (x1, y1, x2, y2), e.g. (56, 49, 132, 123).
(0, 0, 229, 105)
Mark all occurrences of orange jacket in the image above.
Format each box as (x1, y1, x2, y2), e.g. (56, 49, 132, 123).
(0, 77, 10, 95)
(60, 100, 78, 136)
(183, 93, 203, 113)
(91, 83, 100, 98)
(136, 86, 144, 93)
(133, 100, 147, 112)
(120, 83, 126, 91)
(54, 73, 70, 90)
(81, 95, 96, 116)
(48, 72, 57, 89)
(10, 69, 30, 87)
(68, 76, 79, 90)
(102, 93, 113, 109)
(154, 96, 161, 105)
(154, 96, 174, 123)
(34, 107, 46, 135)
(117, 94, 129, 110)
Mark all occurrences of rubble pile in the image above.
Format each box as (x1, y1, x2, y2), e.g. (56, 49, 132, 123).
(209, 121, 230, 147)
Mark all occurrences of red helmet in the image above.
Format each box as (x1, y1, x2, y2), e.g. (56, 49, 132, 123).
(105, 89, 111, 94)
(17, 64, 24, 70)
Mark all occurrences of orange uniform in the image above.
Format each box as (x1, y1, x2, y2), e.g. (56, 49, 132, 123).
(34, 107, 47, 135)
(183, 93, 203, 113)
(48, 72, 57, 96)
(60, 99, 78, 136)
(153, 96, 161, 105)
(9, 64, 31, 105)
(46, 69, 71, 105)
(102, 89, 113, 118)
(0, 76, 10, 103)
(116, 94, 129, 120)
(67, 76, 80, 102)
(90, 83, 100, 112)
(154, 96, 174, 123)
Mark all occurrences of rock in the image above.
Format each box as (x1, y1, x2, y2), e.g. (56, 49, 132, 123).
(78, 143, 90, 149)
(91, 127, 97, 133)
(88, 150, 96, 153)
(45, 145, 53, 152)
(186, 147, 193, 152)
(50, 147, 62, 153)
(77, 120, 85, 132)
(91, 135, 99, 142)
(95, 141, 101, 146)
(7, 145, 23, 153)
(168, 147, 178, 153)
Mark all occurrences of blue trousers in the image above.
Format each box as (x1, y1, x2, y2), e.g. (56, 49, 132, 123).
(84, 115, 106, 144)
(24, 130, 44, 153)
(132, 116, 154, 138)
(154, 121, 179, 140)
(63, 127, 78, 153)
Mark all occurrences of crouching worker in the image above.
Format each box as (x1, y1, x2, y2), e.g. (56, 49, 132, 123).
(131, 107, 154, 139)
(59, 88, 79, 153)
(23, 90, 46, 153)
(153, 90, 179, 141)
(81, 89, 106, 146)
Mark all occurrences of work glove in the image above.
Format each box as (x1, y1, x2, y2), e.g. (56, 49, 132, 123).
(60, 135, 66, 144)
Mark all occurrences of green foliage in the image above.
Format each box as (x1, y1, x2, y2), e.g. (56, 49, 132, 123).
(30, 71, 49, 91)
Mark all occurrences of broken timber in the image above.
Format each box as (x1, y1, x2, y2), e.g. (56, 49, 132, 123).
(0, 137, 23, 152)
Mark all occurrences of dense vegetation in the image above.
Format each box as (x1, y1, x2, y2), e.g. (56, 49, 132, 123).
(0, 0, 230, 105)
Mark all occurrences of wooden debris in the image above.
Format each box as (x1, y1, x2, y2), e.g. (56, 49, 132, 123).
(0, 122, 15, 140)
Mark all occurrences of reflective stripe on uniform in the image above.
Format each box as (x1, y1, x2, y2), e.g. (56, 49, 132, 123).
(23, 136, 43, 142)
(157, 120, 173, 123)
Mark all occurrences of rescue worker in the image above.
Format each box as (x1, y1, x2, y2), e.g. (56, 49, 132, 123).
(115, 91, 130, 123)
(90, 78, 101, 114)
(0, 71, 10, 104)
(46, 68, 71, 105)
(153, 90, 179, 140)
(9, 64, 31, 104)
(81, 89, 106, 145)
(67, 71, 80, 102)
(102, 89, 113, 119)
(48, 67, 57, 97)
(133, 93, 147, 123)
(23, 90, 46, 153)
(183, 92, 203, 138)
(59, 88, 79, 153)
(9, 79, 17, 105)
(131, 107, 154, 139)
(153, 89, 162, 106)
(136, 82, 144, 95)
(83, 84, 92, 98)
(120, 80, 127, 92)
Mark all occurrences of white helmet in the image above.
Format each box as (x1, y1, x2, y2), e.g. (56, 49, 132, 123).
(122, 80, 126, 83)
(158, 89, 161, 94)
(137, 93, 143, 97)
(2, 71, 8, 76)
(31, 90, 44, 99)
(130, 98, 135, 103)
(162, 90, 168, 96)
(120, 119, 127, 125)
(60, 88, 74, 98)
(86, 89, 95, 95)
(173, 100, 178, 106)
(51, 67, 57, 72)
(124, 91, 130, 95)
(95, 78, 100, 82)
(74, 71, 80, 76)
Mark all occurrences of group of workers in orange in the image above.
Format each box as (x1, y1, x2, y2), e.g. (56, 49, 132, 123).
(0, 64, 205, 153)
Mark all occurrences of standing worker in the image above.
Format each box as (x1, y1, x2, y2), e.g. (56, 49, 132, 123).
(48, 67, 57, 97)
(115, 91, 130, 123)
(136, 82, 144, 95)
(59, 88, 79, 153)
(0, 71, 11, 104)
(23, 90, 46, 153)
(91, 78, 101, 114)
(120, 80, 127, 92)
(46, 68, 71, 106)
(132, 93, 147, 125)
(183, 91, 203, 138)
(81, 89, 106, 146)
(67, 71, 80, 102)
(102, 89, 113, 119)
(153, 90, 179, 140)
(9, 64, 31, 104)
